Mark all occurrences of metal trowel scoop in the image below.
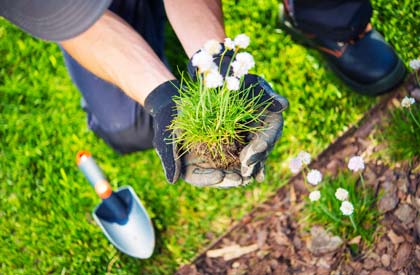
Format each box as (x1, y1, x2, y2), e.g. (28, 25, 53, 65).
(76, 151, 155, 259)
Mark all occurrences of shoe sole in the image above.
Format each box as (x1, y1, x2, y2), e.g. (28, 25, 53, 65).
(278, 5, 407, 96)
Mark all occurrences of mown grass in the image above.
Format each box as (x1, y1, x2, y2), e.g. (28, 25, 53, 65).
(1, 0, 419, 274)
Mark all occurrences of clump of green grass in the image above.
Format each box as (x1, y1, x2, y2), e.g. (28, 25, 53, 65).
(303, 172, 379, 246)
(381, 63, 420, 162)
(381, 100, 420, 161)
(290, 152, 380, 253)
(170, 44, 269, 168)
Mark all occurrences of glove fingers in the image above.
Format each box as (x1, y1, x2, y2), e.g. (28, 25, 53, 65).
(258, 112, 284, 146)
(256, 76, 289, 112)
(213, 171, 243, 188)
(154, 132, 181, 184)
(182, 164, 225, 187)
(240, 139, 268, 168)
(254, 162, 265, 183)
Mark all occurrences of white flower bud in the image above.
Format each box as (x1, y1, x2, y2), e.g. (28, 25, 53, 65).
(401, 96, 415, 108)
(348, 156, 365, 172)
(204, 69, 224, 88)
(203, 39, 222, 55)
(340, 201, 354, 216)
(234, 34, 250, 49)
(307, 169, 322, 185)
(309, 190, 321, 202)
(335, 188, 349, 201)
(226, 76, 240, 91)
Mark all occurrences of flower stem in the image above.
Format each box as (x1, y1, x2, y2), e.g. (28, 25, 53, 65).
(409, 108, 420, 128)
(349, 214, 358, 233)
(359, 173, 368, 207)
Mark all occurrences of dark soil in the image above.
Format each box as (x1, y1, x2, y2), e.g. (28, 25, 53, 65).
(190, 139, 245, 169)
(176, 76, 420, 275)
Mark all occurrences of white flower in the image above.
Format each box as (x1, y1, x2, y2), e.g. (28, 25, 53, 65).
(289, 157, 302, 174)
(307, 169, 322, 185)
(192, 50, 214, 73)
(204, 69, 223, 88)
(234, 34, 250, 49)
(348, 156, 365, 172)
(401, 96, 416, 108)
(335, 188, 349, 201)
(298, 151, 311, 165)
(309, 190, 321, 202)
(224, 37, 235, 50)
(203, 39, 222, 55)
(226, 76, 240, 91)
(340, 201, 354, 216)
(232, 52, 255, 78)
(409, 59, 420, 70)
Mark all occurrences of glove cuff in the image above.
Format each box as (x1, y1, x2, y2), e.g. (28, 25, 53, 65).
(187, 43, 235, 80)
(144, 80, 180, 117)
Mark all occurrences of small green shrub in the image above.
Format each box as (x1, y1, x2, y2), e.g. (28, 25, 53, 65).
(290, 153, 380, 252)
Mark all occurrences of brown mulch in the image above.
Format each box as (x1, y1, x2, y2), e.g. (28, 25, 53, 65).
(176, 76, 420, 275)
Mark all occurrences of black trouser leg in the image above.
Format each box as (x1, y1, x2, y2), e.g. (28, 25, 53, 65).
(285, 0, 373, 41)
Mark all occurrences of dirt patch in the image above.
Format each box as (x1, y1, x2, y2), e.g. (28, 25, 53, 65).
(176, 76, 420, 275)
(190, 139, 244, 169)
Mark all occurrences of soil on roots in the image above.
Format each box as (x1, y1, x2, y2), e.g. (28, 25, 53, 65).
(189, 139, 245, 169)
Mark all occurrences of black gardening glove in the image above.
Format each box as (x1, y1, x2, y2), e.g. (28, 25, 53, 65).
(187, 47, 289, 183)
(144, 80, 181, 183)
(144, 80, 248, 187)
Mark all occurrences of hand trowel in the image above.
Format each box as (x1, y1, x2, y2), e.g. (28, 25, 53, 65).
(76, 151, 155, 259)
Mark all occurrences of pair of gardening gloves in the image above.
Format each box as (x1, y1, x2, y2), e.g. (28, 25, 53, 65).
(144, 48, 288, 188)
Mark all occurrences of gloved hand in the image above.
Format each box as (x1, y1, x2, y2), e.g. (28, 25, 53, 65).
(187, 47, 289, 184)
(238, 75, 288, 182)
(144, 81, 181, 183)
(144, 80, 252, 187)
(181, 152, 246, 188)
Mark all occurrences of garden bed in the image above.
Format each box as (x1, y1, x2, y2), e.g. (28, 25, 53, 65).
(176, 76, 420, 275)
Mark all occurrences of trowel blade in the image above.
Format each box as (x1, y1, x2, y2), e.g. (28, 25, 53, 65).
(93, 186, 155, 259)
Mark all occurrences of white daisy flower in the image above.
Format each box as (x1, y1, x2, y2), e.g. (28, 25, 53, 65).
(234, 34, 250, 49)
(232, 52, 255, 78)
(203, 39, 222, 55)
(307, 169, 322, 186)
(409, 59, 420, 70)
(297, 151, 311, 165)
(348, 156, 365, 172)
(226, 76, 240, 91)
(224, 37, 235, 50)
(335, 188, 349, 201)
(204, 69, 223, 88)
(192, 50, 214, 73)
(340, 201, 354, 216)
(401, 96, 416, 108)
(289, 157, 302, 174)
(309, 190, 321, 202)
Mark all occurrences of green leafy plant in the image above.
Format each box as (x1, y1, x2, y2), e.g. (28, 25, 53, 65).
(290, 152, 380, 250)
(381, 61, 420, 161)
(169, 35, 269, 168)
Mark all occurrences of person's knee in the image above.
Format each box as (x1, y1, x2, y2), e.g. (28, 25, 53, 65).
(89, 110, 154, 154)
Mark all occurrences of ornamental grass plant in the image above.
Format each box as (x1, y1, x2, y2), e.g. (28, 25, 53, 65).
(170, 35, 270, 168)
(290, 153, 380, 252)
(381, 60, 420, 162)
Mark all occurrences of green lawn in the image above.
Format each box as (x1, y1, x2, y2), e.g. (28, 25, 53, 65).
(1, 0, 419, 274)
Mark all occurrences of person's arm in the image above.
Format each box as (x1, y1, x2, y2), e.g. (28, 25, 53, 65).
(60, 10, 174, 105)
(164, 0, 226, 58)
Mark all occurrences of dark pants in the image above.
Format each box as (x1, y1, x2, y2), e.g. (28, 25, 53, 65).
(62, 0, 372, 154)
(286, 0, 372, 41)
(62, 0, 165, 154)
